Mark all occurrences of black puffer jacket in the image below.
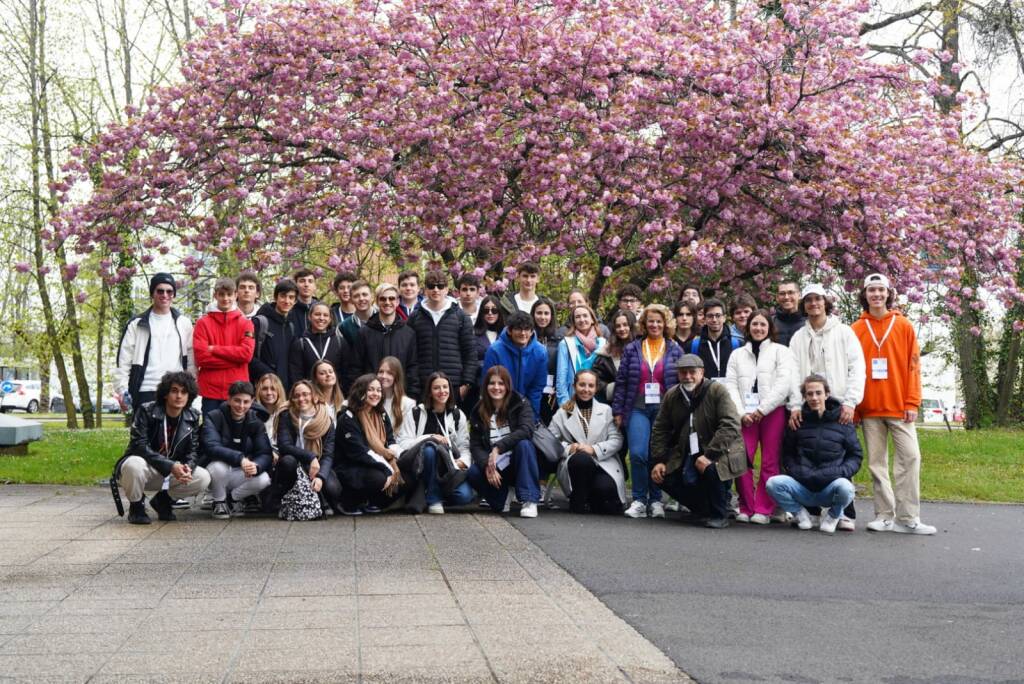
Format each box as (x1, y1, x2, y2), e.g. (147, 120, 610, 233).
(468, 392, 536, 469)
(114, 402, 200, 478)
(782, 398, 863, 491)
(199, 403, 273, 474)
(287, 330, 355, 393)
(356, 314, 420, 398)
(249, 303, 298, 390)
(334, 408, 398, 490)
(772, 309, 806, 347)
(407, 303, 478, 392)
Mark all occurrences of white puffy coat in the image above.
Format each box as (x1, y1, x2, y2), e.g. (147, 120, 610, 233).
(723, 340, 797, 417)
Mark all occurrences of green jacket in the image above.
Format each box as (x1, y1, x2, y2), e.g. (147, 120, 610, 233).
(650, 380, 747, 481)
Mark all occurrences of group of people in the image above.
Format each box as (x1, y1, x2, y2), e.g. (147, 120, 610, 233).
(113, 263, 936, 536)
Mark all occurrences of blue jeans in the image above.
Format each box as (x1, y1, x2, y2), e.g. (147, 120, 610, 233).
(421, 443, 474, 506)
(627, 406, 662, 504)
(766, 476, 855, 519)
(467, 440, 541, 510)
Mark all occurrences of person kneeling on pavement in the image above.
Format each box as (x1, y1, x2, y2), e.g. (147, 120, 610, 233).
(649, 354, 747, 528)
(114, 371, 211, 524)
(766, 374, 863, 535)
(200, 381, 274, 519)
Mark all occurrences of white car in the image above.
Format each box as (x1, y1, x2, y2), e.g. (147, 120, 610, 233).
(918, 398, 948, 424)
(0, 380, 42, 414)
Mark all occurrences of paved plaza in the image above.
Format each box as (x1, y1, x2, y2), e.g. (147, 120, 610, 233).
(0, 485, 687, 683)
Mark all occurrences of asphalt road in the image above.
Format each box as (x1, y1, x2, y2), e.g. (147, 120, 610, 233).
(513, 500, 1024, 684)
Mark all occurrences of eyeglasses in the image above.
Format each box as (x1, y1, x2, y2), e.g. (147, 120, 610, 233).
(705, 312, 724, 319)
(620, 297, 639, 304)
(425, 283, 446, 290)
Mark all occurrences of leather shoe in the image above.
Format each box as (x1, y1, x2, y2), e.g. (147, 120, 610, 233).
(127, 498, 151, 525)
(150, 491, 177, 521)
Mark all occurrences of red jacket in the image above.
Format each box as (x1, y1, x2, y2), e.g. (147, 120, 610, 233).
(193, 307, 255, 400)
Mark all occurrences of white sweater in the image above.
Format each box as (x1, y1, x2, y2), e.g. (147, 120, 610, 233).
(787, 317, 866, 410)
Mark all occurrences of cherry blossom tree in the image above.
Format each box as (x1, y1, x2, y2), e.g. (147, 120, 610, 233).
(54, 0, 1021, 312)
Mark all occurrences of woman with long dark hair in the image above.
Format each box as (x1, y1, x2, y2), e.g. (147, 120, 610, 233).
(531, 297, 560, 424)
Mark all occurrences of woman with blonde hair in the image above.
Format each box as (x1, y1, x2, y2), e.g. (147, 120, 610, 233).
(310, 359, 344, 419)
(555, 303, 607, 406)
(612, 303, 683, 519)
(273, 379, 341, 513)
(377, 356, 416, 434)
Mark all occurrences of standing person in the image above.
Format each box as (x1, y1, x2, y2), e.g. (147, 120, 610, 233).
(193, 278, 254, 415)
(467, 294, 504, 413)
(612, 304, 684, 519)
(851, 273, 935, 535)
(290, 269, 319, 337)
(330, 271, 357, 326)
(115, 273, 195, 411)
(499, 261, 542, 317)
(594, 309, 636, 405)
(723, 310, 796, 524)
(550, 369, 625, 515)
(729, 294, 757, 343)
(772, 281, 805, 347)
(377, 356, 416, 435)
(273, 379, 341, 513)
(200, 381, 273, 519)
(338, 280, 375, 347)
(531, 297, 561, 424)
(466, 366, 541, 518)
(113, 371, 210, 524)
(235, 271, 261, 320)
(396, 270, 423, 320)
(560, 290, 610, 338)
(396, 372, 474, 514)
(249, 279, 299, 391)
(766, 374, 863, 534)
(689, 298, 742, 379)
(406, 270, 478, 411)
(650, 355, 748, 528)
(456, 273, 482, 323)
(673, 302, 699, 351)
(310, 359, 344, 418)
(679, 284, 704, 328)
(357, 283, 420, 398)
(613, 284, 644, 319)
(555, 304, 607, 406)
(287, 301, 349, 391)
(788, 283, 865, 530)
(334, 374, 404, 515)
(481, 311, 549, 419)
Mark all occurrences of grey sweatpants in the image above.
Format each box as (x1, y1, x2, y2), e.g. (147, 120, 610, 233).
(206, 461, 272, 502)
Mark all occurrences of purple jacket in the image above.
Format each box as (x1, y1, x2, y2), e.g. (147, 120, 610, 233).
(612, 337, 684, 423)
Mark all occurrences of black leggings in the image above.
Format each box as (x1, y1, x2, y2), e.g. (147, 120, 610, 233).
(339, 466, 400, 511)
(272, 454, 341, 511)
(566, 453, 623, 515)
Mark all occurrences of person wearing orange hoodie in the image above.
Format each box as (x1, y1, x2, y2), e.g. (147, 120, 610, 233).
(193, 278, 256, 415)
(852, 273, 935, 536)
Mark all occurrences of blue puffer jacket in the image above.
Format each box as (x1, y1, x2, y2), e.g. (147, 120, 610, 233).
(781, 398, 863, 491)
(480, 329, 549, 418)
(611, 337, 683, 423)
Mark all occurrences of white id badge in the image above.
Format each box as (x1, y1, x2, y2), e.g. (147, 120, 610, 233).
(495, 453, 511, 471)
(743, 392, 760, 412)
(543, 374, 555, 395)
(689, 432, 699, 455)
(872, 357, 889, 380)
(644, 382, 661, 404)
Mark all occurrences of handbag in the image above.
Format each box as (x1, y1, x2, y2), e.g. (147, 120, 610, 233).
(531, 424, 563, 465)
(278, 467, 324, 521)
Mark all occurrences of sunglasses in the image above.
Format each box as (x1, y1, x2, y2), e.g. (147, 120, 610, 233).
(482, 307, 499, 314)
(154, 288, 174, 296)
(425, 283, 446, 290)
(378, 296, 398, 302)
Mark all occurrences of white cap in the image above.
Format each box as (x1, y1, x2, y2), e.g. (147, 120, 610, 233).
(863, 273, 891, 290)
(801, 283, 827, 300)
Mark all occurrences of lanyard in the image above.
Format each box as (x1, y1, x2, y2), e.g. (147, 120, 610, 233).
(866, 315, 897, 355)
(305, 336, 330, 361)
(642, 338, 665, 376)
(707, 338, 721, 373)
(162, 416, 179, 456)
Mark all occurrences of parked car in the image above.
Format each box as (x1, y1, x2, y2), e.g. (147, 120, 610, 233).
(0, 380, 42, 414)
(50, 395, 122, 414)
(918, 398, 948, 424)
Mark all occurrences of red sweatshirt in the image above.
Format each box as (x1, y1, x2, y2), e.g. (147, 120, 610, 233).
(193, 307, 255, 400)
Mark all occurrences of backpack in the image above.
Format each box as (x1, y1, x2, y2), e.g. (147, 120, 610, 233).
(689, 335, 741, 354)
(277, 467, 323, 521)
(252, 314, 273, 359)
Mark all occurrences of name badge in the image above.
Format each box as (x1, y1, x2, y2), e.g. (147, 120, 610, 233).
(872, 357, 889, 380)
(689, 432, 699, 455)
(495, 453, 511, 471)
(644, 382, 661, 404)
(543, 374, 555, 395)
(743, 392, 760, 412)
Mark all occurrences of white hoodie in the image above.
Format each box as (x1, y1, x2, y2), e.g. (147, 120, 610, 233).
(787, 316, 866, 410)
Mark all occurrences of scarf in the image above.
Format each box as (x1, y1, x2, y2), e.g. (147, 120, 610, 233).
(574, 327, 598, 354)
(288, 403, 331, 457)
(359, 408, 403, 495)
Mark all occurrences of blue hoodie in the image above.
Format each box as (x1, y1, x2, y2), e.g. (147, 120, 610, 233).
(480, 329, 549, 418)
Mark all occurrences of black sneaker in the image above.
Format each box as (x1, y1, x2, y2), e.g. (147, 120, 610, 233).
(705, 518, 730, 529)
(171, 497, 191, 509)
(211, 501, 231, 520)
(339, 506, 363, 516)
(363, 504, 382, 514)
(127, 499, 151, 525)
(150, 491, 177, 521)
(242, 496, 262, 515)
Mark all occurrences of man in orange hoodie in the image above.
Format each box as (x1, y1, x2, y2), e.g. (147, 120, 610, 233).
(193, 278, 256, 416)
(852, 273, 935, 535)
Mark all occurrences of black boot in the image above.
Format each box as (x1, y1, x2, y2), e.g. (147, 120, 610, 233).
(150, 491, 177, 521)
(127, 498, 151, 525)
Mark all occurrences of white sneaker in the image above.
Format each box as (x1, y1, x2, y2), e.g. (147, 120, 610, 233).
(735, 513, 750, 523)
(866, 518, 894, 532)
(650, 501, 666, 518)
(770, 508, 789, 524)
(519, 502, 538, 518)
(624, 500, 647, 518)
(663, 499, 680, 512)
(819, 513, 840, 535)
(199, 493, 214, 511)
(750, 513, 770, 525)
(793, 508, 813, 531)
(892, 518, 937, 535)
(427, 503, 445, 515)
(837, 516, 855, 532)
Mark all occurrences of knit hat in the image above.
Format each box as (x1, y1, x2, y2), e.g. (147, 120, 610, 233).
(149, 273, 177, 296)
(863, 273, 891, 290)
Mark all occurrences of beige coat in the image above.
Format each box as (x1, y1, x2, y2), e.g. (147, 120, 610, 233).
(549, 402, 625, 503)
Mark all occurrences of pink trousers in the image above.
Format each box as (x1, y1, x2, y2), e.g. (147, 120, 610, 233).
(736, 406, 785, 516)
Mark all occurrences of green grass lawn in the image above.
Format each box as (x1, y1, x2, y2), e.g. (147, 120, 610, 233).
(1, 424, 1022, 504)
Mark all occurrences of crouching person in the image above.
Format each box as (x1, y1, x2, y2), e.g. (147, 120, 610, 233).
(766, 374, 863, 534)
(649, 354, 747, 528)
(200, 381, 273, 519)
(115, 372, 211, 524)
